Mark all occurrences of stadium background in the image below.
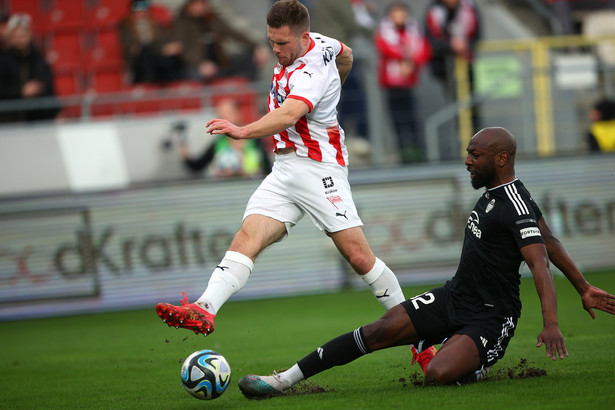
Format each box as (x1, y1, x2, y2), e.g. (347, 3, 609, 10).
(1, 0, 614, 320)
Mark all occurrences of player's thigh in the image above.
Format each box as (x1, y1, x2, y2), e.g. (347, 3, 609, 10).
(401, 287, 452, 346)
(362, 304, 421, 351)
(244, 161, 305, 224)
(425, 334, 481, 385)
(229, 214, 287, 258)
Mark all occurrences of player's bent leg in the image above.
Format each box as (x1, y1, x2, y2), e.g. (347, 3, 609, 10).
(329, 226, 375, 273)
(424, 334, 481, 385)
(229, 214, 288, 259)
(362, 304, 420, 350)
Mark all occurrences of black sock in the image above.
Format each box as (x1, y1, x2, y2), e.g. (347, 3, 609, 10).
(297, 327, 372, 379)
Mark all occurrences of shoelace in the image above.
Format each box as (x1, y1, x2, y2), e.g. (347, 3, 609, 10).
(271, 371, 288, 391)
(181, 291, 189, 306)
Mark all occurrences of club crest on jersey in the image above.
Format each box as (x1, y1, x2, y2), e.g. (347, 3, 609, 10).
(486, 199, 495, 213)
(327, 195, 343, 209)
(467, 211, 482, 239)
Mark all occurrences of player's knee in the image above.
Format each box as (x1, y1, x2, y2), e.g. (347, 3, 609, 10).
(362, 315, 404, 351)
(347, 251, 373, 274)
(362, 319, 390, 351)
(424, 364, 456, 385)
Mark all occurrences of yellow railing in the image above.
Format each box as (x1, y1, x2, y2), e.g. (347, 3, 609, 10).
(454, 34, 615, 157)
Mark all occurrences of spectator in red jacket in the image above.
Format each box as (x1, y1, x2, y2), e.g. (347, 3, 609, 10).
(424, 0, 480, 87)
(375, 2, 431, 162)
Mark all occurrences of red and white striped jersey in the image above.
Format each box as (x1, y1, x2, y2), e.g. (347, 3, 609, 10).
(268, 32, 349, 166)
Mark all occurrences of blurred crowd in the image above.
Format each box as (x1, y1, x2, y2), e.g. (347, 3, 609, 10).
(1, 0, 614, 159)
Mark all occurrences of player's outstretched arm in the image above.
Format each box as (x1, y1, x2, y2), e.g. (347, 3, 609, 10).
(206, 98, 310, 140)
(538, 217, 615, 318)
(521, 243, 568, 360)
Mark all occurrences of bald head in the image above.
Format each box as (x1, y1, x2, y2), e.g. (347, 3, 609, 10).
(465, 127, 518, 189)
(471, 127, 517, 157)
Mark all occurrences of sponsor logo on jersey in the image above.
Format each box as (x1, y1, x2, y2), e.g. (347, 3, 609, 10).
(467, 211, 482, 239)
(303, 71, 313, 77)
(322, 176, 334, 189)
(520, 227, 541, 239)
(486, 199, 495, 213)
(335, 210, 348, 220)
(322, 45, 335, 65)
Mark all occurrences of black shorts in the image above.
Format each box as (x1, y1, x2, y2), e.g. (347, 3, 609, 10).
(401, 286, 518, 367)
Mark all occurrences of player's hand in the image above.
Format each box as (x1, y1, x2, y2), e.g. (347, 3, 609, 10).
(536, 325, 568, 360)
(580, 285, 615, 319)
(206, 118, 242, 139)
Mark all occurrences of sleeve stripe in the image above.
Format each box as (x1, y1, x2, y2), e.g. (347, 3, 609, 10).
(504, 184, 529, 215)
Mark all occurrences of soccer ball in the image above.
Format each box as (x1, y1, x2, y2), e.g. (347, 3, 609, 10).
(180, 350, 231, 400)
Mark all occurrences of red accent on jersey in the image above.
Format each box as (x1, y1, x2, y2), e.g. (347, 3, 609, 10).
(288, 95, 313, 112)
(302, 37, 316, 57)
(276, 130, 295, 151)
(296, 116, 322, 162)
(326, 125, 345, 166)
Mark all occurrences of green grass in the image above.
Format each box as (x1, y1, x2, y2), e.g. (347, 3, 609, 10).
(2, 272, 614, 409)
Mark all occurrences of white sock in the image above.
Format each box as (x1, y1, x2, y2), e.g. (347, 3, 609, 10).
(197, 251, 253, 315)
(361, 258, 405, 310)
(280, 363, 305, 386)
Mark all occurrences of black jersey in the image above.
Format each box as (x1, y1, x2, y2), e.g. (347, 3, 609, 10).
(446, 179, 544, 317)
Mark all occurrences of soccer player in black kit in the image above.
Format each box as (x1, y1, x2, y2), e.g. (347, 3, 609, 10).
(238, 127, 615, 396)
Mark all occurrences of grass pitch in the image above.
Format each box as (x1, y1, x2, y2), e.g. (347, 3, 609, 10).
(2, 271, 614, 409)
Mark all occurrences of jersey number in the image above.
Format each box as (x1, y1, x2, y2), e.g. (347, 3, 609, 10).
(410, 292, 435, 310)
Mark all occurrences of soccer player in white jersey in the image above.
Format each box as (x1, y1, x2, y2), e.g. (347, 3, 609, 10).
(155, 0, 406, 336)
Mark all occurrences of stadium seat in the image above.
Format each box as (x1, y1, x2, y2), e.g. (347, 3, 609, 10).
(40, 0, 86, 32)
(45, 31, 84, 71)
(53, 69, 84, 96)
(87, 64, 128, 118)
(86, 28, 124, 70)
(89, 66, 127, 94)
(121, 84, 168, 116)
(166, 80, 203, 113)
(86, 0, 130, 30)
(53, 68, 85, 119)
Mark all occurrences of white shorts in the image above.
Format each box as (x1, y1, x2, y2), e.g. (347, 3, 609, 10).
(244, 152, 364, 235)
